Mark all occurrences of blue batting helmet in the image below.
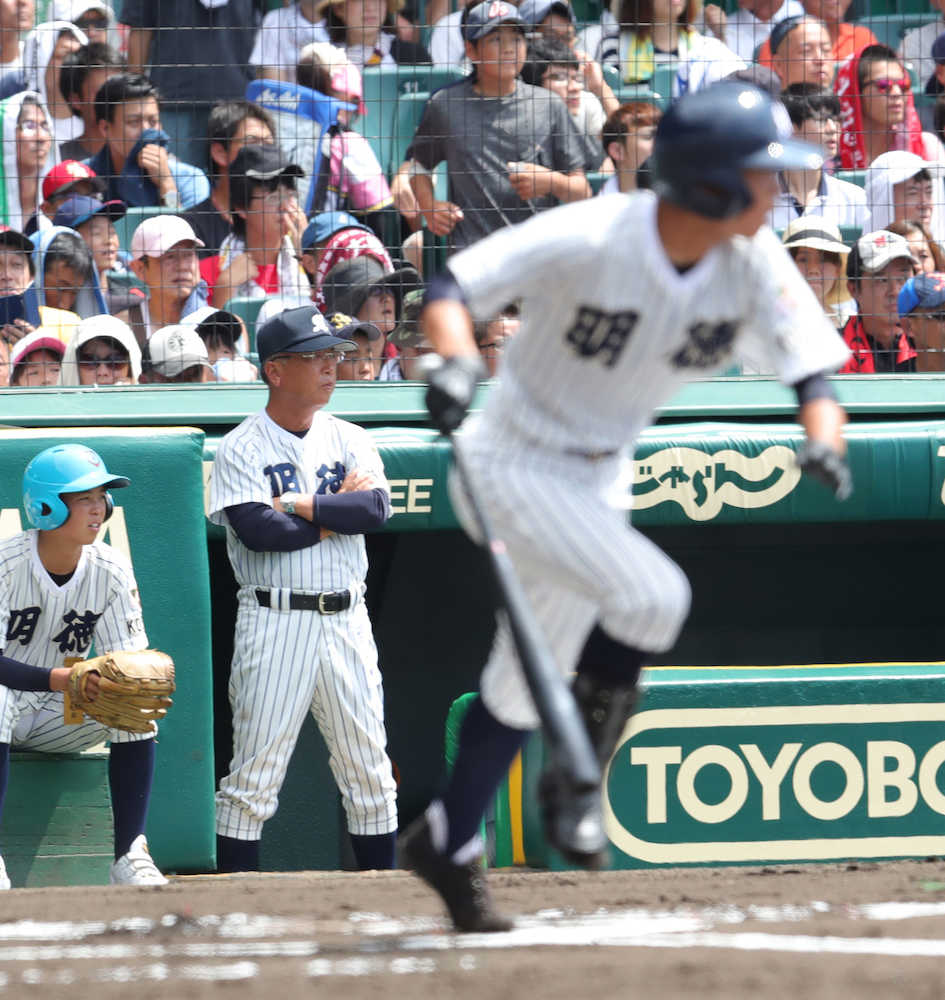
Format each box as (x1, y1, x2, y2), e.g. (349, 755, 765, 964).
(23, 444, 130, 530)
(650, 81, 824, 220)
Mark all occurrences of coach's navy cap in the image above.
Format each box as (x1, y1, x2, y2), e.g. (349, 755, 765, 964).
(462, 0, 526, 42)
(257, 305, 356, 366)
(53, 194, 126, 230)
(898, 273, 945, 315)
(301, 211, 372, 250)
(518, 0, 575, 27)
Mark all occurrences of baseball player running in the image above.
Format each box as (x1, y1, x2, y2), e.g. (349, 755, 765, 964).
(208, 305, 398, 874)
(0, 444, 167, 888)
(401, 81, 853, 931)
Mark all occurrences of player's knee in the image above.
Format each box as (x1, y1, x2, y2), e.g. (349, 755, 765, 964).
(607, 563, 691, 651)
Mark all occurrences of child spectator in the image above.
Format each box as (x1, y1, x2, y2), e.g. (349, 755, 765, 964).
(0, 92, 54, 232)
(250, 0, 330, 83)
(404, 0, 588, 253)
(25, 159, 104, 236)
(840, 229, 917, 372)
(182, 305, 257, 380)
(282, 41, 393, 233)
(58, 41, 124, 161)
(51, 194, 136, 318)
(139, 322, 215, 383)
(7, 329, 64, 385)
(320, 254, 417, 337)
(58, 313, 141, 384)
(888, 218, 945, 274)
(897, 271, 945, 370)
(182, 100, 276, 258)
(768, 83, 869, 231)
(31, 224, 107, 317)
(379, 286, 434, 379)
(86, 73, 210, 211)
(329, 311, 384, 380)
(201, 144, 309, 308)
(599, 101, 661, 194)
(521, 35, 605, 174)
(300, 210, 394, 309)
(836, 45, 945, 170)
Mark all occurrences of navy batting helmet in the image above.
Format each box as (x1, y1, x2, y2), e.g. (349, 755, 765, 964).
(650, 81, 823, 220)
(23, 444, 129, 530)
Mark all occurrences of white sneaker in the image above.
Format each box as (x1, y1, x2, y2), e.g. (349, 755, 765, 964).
(109, 835, 168, 886)
(0, 855, 9, 890)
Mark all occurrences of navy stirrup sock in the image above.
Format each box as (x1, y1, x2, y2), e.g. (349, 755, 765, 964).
(576, 625, 646, 687)
(440, 696, 529, 856)
(216, 835, 261, 873)
(109, 738, 155, 860)
(350, 832, 396, 870)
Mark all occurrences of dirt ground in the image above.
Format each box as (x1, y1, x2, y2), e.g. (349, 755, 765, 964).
(4, 860, 945, 999)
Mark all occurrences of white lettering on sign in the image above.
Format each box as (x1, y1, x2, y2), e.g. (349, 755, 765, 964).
(605, 703, 945, 864)
(389, 479, 434, 515)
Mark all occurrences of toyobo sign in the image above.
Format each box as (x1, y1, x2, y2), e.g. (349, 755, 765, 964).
(603, 703, 945, 865)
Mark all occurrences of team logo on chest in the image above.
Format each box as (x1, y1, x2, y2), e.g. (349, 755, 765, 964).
(6, 607, 41, 645)
(51, 610, 102, 654)
(564, 306, 640, 368)
(671, 320, 739, 369)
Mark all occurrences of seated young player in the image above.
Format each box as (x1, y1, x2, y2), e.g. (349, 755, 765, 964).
(0, 443, 169, 888)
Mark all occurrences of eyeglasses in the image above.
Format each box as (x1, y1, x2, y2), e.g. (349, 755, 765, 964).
(17, 119, 52, 135)
(866, 77, 911, 93)
(271, 350, 347, 364)
(75, 15, 109, 30)
(78, 354, 128, 368)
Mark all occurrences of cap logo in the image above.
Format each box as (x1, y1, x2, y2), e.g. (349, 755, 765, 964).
(874, 234, 887, 247)
(167, 332, 186, 352)
(487, 1, 510, 16)
(65, 162, 88, 178)
(329, 312, 354, 329)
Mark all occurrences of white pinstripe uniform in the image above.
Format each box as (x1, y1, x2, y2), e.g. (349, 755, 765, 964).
(446, 191, 851, 730)
(0, 531, 151, 750)
(207, 408, 398, 842)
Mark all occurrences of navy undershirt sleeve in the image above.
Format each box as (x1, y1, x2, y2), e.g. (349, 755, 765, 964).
(225, 489, 390, 552)
(0, 654, 52, 692)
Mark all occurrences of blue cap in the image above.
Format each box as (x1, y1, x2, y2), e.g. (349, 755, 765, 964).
(517, 0, 575, 26)
(898, 273, 945, 316)
(462, 0, 526, 42)
(256, 305, 357, 366)
(301, 211, 372, 251)
(52, 194, 126, 230)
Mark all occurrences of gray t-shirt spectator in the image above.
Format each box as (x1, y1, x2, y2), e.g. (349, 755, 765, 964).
(118, 0, 256, 103)
(407, 78, 585, 250)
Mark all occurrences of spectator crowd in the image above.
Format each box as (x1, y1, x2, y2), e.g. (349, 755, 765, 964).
(1, 0, 945, 384)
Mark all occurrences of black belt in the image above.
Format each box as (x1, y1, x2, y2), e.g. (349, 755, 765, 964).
(255, 589, 351, 615)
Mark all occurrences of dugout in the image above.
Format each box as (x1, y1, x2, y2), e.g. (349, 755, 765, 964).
(2, 375, 945, 874)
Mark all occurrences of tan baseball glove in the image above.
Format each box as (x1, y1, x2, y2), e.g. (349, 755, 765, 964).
(68, 650, 175, 734)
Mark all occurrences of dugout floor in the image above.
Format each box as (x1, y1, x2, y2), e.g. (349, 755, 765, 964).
(2, 861, 945, 997)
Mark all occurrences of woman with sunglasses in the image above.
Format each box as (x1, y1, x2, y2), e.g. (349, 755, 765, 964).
(58, 313, 141, 385)
(835, 44, 945, 170)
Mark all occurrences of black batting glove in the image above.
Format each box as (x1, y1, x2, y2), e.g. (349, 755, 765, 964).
(425, 354, 485, 435)
(796, 440, 853, 502)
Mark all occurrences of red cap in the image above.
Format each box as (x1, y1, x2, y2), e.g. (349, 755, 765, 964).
(41, 161, 103, 201)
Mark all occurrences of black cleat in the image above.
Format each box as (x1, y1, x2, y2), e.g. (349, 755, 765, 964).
(400, 816, 515, 933)
(538, 769, 610, 870)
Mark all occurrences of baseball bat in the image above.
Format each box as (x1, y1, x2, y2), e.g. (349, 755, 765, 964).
(448, 434, 601, 792)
